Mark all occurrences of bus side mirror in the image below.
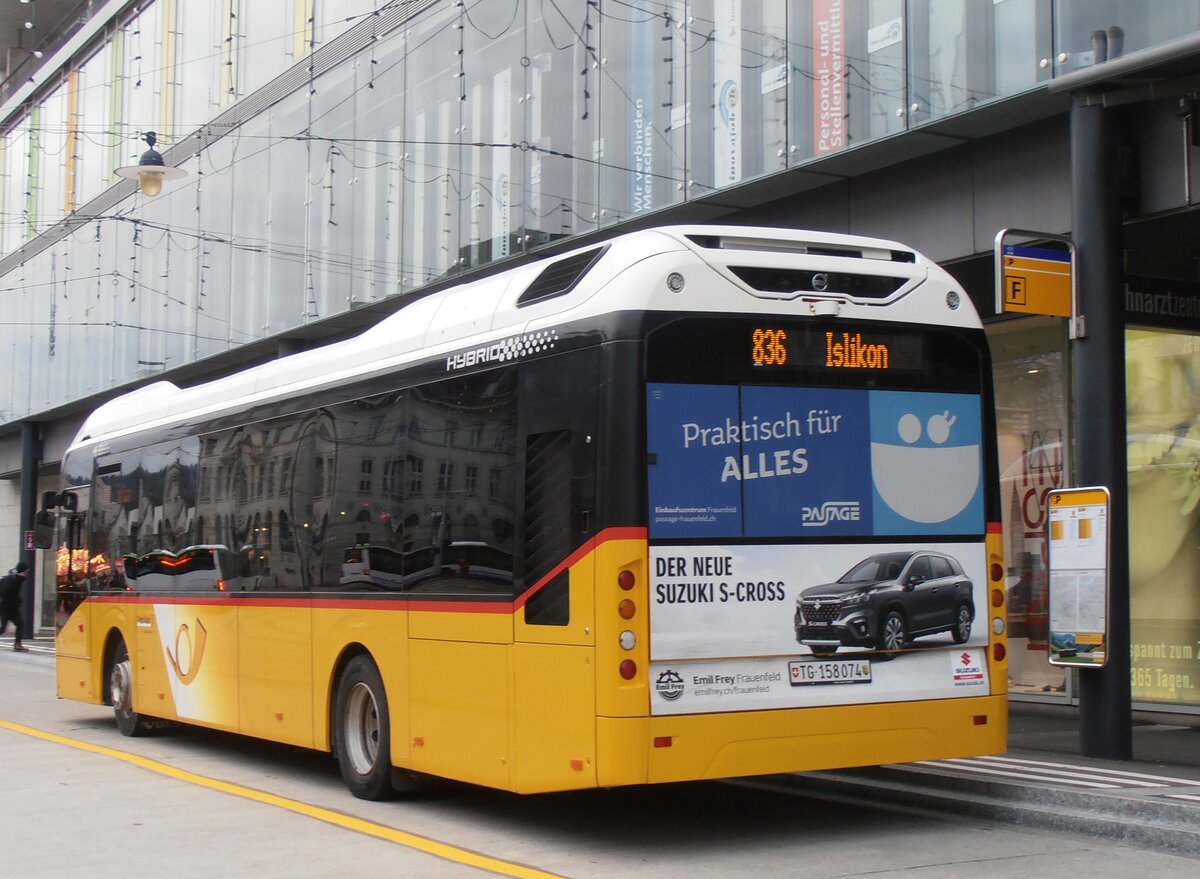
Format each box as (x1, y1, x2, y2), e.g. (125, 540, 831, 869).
(34, 510, 55, 549)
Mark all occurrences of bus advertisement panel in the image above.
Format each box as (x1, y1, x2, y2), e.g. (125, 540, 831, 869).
(646, 322, 991, 716)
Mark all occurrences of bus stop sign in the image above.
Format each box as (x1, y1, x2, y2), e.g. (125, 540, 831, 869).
(994, 229, 1076, 330)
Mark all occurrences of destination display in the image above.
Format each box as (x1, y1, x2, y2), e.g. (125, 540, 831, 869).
(645, 318, 983, 393)
(751, 326, 924, 372)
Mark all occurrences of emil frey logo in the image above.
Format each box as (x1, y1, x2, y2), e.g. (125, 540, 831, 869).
(655, 669, 686, 701)
(802, 500, 861, 527)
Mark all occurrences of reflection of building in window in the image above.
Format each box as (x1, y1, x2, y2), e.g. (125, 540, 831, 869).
(324, 455, 337, 496)
(85, 370, 520, 595)
(382, 458, 401, 496)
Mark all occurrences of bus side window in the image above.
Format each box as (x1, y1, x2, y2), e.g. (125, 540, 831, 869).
(523, 430, 572, 626)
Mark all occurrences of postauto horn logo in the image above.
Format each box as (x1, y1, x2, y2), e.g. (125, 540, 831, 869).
(655, 669, 685, 701)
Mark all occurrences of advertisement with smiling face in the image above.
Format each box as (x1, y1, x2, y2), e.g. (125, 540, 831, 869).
(646, 383, 984, 540)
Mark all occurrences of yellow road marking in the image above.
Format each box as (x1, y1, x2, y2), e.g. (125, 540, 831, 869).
(0, 719, 566, 879)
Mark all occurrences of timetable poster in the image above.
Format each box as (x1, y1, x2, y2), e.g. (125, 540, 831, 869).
(1047, 487, 1110, 667)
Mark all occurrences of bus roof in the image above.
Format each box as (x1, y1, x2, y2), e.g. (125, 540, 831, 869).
(68, 225, 971, 452)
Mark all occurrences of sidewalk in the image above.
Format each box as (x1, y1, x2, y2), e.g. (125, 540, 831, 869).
(0, 633, 56, 656)
(762, 702, 1200, 858)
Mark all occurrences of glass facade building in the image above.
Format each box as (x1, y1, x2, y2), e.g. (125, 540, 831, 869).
(5, 0, 1200, 712)
(7, 0, 1197, 423)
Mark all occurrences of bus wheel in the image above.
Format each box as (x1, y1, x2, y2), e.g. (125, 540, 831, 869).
(877, 611, 907, 652)
(334, 655, 396, 800)
(951, 604, 973, 644)
(110, 641, 151, 737)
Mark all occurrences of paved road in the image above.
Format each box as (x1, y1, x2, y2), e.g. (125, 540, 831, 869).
(2, 648, 1197, 878)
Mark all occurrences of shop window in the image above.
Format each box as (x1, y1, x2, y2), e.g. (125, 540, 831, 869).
(1126, 327, 1200, 708)
(988, 316, 1068, 697)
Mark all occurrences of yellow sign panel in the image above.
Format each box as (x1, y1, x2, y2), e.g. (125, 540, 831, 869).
(1002, 250, 1072, 317)
(1049, 487, 1108, 509)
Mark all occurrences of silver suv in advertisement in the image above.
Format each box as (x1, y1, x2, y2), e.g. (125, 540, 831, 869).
(794, 550, 974, 654)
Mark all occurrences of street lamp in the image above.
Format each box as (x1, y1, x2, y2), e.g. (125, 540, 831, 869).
(115, 131, 186, 196)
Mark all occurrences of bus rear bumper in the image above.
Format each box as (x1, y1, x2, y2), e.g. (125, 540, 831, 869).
(597, 695, 1006, 787)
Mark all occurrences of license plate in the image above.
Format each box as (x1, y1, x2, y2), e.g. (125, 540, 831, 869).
(788, 658, 872, 686)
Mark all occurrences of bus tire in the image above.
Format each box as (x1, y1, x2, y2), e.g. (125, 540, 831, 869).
(110, 640, 152, 737)
(333, 655, 397, 800)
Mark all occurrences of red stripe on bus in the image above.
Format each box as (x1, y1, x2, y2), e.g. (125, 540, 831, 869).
(987, 521, 1002, 534)
(513, 526, 646, 610)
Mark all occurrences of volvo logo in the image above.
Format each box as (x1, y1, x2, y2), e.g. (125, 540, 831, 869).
(811, 272, 830, 292)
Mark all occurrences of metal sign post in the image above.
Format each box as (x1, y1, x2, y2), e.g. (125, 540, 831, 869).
(995, 229, 1082, 337)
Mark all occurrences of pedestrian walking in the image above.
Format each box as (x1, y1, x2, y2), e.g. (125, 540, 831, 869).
(0, 561, 30, 652)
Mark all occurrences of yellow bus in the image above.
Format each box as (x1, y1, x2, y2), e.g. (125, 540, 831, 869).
(51, 226, 1007, 799)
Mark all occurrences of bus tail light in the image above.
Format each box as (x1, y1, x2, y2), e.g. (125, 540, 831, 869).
(217, 579, 226, 591)
(618, 599, 636, 619)
(619, 660, 637, 680)
(989, 563, 1004, 582)
(618, 570, 635, 590)
(993, 643, 1006, 662)
(654, 736, 673, 748)
(991, 588, 1004, 607)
